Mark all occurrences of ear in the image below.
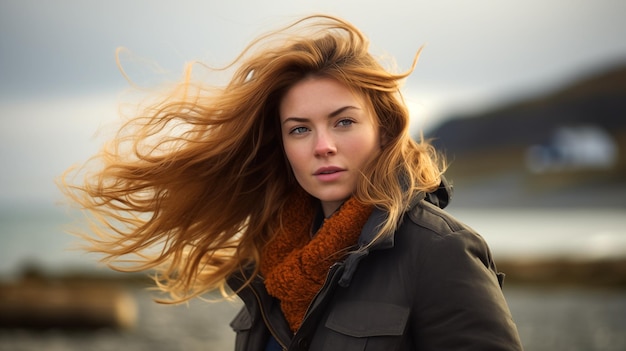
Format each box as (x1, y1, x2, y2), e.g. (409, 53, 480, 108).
(379, 128, 389, 149)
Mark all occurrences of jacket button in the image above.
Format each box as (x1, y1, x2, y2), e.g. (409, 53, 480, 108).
(297, 337, 310, 350)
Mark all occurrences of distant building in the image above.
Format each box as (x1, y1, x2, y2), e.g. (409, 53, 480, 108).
(525, 125, 618, 173)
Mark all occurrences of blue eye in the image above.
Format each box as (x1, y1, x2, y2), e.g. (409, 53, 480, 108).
(337, 119, 354, 127)
(290, 126, 309, 134)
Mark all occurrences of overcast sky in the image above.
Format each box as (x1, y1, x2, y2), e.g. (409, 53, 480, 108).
(1, 0, 626, 205)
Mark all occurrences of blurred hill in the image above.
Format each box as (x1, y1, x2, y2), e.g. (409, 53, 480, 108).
(426, 61, 626, 208)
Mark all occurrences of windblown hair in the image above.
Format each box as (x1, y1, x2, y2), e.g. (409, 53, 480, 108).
(60, 14, 443, 302)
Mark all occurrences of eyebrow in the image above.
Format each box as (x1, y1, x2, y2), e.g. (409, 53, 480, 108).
(282, 106, 361, 125)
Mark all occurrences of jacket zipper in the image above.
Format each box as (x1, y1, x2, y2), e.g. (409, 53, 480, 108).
(249, 283, 288, 350)
(299, 263, 341, 328)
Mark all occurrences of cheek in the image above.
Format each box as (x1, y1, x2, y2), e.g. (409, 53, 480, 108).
(351, 132, 380, 158)
(282, 140, 303, 172)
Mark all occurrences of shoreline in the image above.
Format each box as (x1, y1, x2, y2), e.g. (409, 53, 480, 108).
(3, 257, 626, 290)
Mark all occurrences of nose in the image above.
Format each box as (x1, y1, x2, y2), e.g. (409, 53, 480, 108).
(314, 131, 337, 157)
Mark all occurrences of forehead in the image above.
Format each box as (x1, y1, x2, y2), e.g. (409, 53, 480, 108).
(279, 76, 369, 119)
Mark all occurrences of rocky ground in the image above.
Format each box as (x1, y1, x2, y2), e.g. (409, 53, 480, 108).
(1, 283, 625, 351)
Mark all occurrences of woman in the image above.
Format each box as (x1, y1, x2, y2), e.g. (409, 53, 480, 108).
(61, 14, 522, 350)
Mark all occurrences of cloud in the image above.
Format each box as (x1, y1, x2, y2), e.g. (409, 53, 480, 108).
(2, 0, 625, 98)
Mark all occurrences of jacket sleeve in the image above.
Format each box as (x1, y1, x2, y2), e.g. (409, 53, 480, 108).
(412, 228, 523, 350)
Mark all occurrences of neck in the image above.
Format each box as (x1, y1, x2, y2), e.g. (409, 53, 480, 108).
(321, 199, 346, 218)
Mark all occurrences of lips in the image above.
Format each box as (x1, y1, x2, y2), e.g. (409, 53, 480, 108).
(314, 166, 345, 182)
(314, 166, 344, 175)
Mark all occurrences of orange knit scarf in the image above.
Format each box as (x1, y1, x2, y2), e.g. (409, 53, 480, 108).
(260, 190, 373, 332)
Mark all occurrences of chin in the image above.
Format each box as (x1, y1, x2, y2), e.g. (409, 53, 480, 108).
(316, 194, 351, 204)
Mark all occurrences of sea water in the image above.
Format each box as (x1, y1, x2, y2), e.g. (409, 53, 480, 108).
(448, 207, 626, 260)
(0, 203, 103, 279)
(2, 204, 626, 278)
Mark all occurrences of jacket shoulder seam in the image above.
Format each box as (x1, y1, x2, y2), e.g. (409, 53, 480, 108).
(408, 200, 464, 237)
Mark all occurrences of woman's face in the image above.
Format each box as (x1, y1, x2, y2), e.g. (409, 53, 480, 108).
(279, 76, 380, 217)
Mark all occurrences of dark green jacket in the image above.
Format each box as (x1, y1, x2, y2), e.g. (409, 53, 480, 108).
(227, 183, 523, 350)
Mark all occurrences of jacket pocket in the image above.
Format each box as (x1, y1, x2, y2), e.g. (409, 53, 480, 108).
(230, 307, 252, 351)
(322, 301, 409, 351)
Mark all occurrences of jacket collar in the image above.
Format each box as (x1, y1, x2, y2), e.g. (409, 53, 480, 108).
(338, 177, 452, 287)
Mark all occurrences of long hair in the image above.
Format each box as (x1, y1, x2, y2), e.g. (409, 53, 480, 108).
(60, 14, 443, 302)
